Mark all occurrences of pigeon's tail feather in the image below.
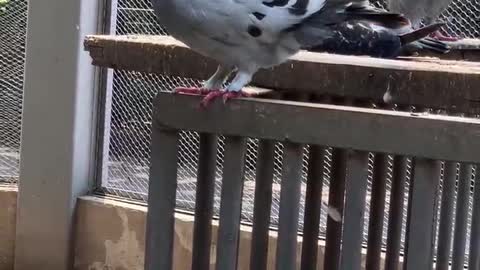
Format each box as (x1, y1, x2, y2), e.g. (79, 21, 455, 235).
(401, 37, 451, 55)
(296, 1, 448, 58)
(399, 23, 445, 45)
(416, 38, 450, 54)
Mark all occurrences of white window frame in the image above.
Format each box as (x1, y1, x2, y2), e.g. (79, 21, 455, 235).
(14, 0, 110, 269)
(94, 0, 117, 189)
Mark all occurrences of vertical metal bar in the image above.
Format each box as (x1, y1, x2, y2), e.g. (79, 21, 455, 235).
(145, 125, 179, 270)
(300, 145, 325, 270)
(385, 155, 408, 270)
(451, 163, 473, 270)
(250, 140, 276, 270)
(275, 142, 304, 270)
(435, 162, 457, 270)
(215, 136, 247, 270)
(403, 158, 441, 270)
(340, 150, 370, 270)
(469, 166, 480, 269)
(191, 134, 218, 270)
(324, 149, 348, 270)
(366, 153, 389, 270)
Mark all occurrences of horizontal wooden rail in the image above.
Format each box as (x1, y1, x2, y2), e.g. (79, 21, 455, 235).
(85, 35, 480, 113)
(421, 38, 480, 61)
(153, 92, 480, 163)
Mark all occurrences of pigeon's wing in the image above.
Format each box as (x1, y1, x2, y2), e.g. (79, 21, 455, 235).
(388, 0, 429, 24)
(306, 0, 404, 26)
(184, 0, 327, 46)
(387, 0, 453, 25)
(293, 0, 411, 48)
(239, 0, 328, 42)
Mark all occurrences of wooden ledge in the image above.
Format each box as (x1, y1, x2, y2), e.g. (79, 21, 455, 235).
(421, 38, 480, 61)
(84, 35, 480, 113)
(446, 38, 480, 50)
(153, 92, 480, 163)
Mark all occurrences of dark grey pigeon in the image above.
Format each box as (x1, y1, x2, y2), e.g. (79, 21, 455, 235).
(152, 0, 449, 105)
(387, 0, 460, 41)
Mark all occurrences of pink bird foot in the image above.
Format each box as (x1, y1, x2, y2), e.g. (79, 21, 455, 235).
(173, 87, 253, 108)
(429, 31, 461, 42)
(201, 90, 252, 108)
(173, 87, 213, 95)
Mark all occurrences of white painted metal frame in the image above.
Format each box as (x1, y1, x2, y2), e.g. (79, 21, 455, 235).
(96, 0, 118, 187)
(14, 0, 106, 269)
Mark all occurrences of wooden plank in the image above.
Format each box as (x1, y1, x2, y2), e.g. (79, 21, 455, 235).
(145, 125, 179, 270)
(451, 164, 473, 270)
(469, 166, 480, 269)
(154, 93, 480, 164)
(384, 156, 408, 270)
(430, 161, 442, 270)
(403, 158, 441, 270)
(447, 39, 480, 50)
(191, 134, 218, 270)
(339, 150, 370, 270)
(275, 142, 304, 270)
(420, 38, 480, 62)
(435, 162, 457, 270)
(300, 146, 325, 270)
(250, 140, 275, 270)
(84, 35, 480, 114)
(215, 136, 247, 270)
(366, 153, 389, 270)
(324, 149, 347, 270)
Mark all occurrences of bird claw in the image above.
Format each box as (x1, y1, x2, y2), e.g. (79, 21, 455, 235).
(174, 87, 252, 108)
(222, 91, 251, 103)
(429, 31, 461, 42)
(200, 90, 224, 107)
(173, 87, 213, 95)
(200, 90, 251, 108)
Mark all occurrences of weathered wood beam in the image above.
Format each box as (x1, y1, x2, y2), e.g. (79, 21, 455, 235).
(422, 38, 480, 62)
(84, 35, 480, 113)
(448, 39, 480, 50)
(153, 92, 480, 163)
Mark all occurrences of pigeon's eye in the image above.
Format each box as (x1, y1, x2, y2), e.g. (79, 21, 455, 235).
(248, 25, 262, 37)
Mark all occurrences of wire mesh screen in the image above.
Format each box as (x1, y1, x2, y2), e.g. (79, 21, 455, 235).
(0, 0, 27, 183)
(101, 0, 480, 251)
(371, 0, 480, 38)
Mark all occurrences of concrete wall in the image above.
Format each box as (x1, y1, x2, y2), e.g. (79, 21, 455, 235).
(72, 196, 327, 270)
(0, 187, 400, 270)
(0, 186, 17, 270)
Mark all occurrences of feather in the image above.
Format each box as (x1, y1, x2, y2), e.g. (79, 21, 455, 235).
(152, 0, 449, 97)
(399, 22, 445, 44)
(387, 0, 454, 26)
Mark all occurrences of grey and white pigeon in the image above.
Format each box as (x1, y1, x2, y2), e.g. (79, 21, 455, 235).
(152, 0, 449, 105)
(387, 0, 460, 41)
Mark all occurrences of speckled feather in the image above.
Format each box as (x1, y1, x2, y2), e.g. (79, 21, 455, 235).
(151, 0, 448, 94)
